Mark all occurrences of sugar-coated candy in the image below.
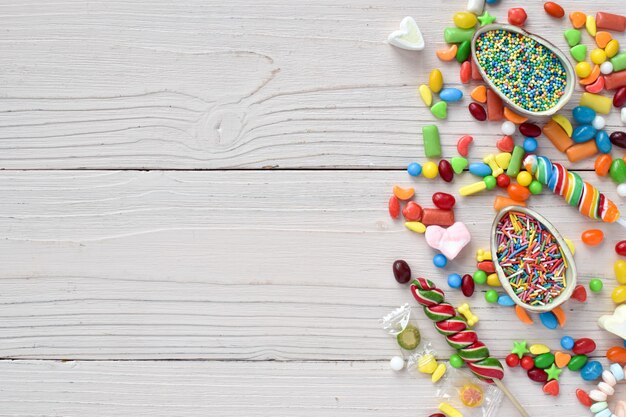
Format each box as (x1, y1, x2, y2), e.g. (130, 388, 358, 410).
(507, 184, 530, 202)
(456, 41, 471, 63)
(469, 102, 487, 121)
(407, 162, 422, 176)
(433, 254, 448, 268)
(393, 260, 411, 284)
(508, 7, 528, 27)
(390, 356, 404, 371)
(516, 171, 533, 187)
(460, 61, 471, 84)
(461, 274, 475, 297)
(440, 88, 464, 102)
(429, 69, 443, 93)
(581, 229, 604, 246)
(527, 367, 548, 382)
(428, 414, 446, 417)
(593, 115, 607, 130)
(529, 344, 550, 355)
(448, 273, 462, 289)
(581, 360, 603, 380)
(616, 242, 626, 257)
(612, 286, 626, 304)
(543, 380, 559, 396)
(616, 261, 626, 284)
(496, 173, 510, 188)
(418, 84, 433, 107)
(571, 44, 587, 62)
(528, 180, 543, 195)
(473, 270, 487, 285)
(589, 389, 607, 402)
(449, 353, 464, 369)
(564, 29, 581, 47)
(470, 86, 487, 103)
(467, 0, 485, 14)
(568, 354, 588, 371)
(595, 154, 612, 176)
(570, 11, 586, 28)
(451, 157, 468, 174)
(610, 158, 626, 183)
(573, 338, 596, 355)
(506, 353, 519, 367)
(389, 196, 400, 219)
(591, 48, 608, 65)
(586, 15, 597, 36)
(422, 161, 438, 179)
(576, 388, 593, 407)
(523, 137, 538, 153)
(600, 61, 613, 75)
(484, 290, 498, 303)
(544, 2, 564, 18)
(618, 183, 626, 197)
(454, 12, 478, 29)
(571, 284, 588, 302)
(483, 175, 496, 190)
(589, 278, 603, 293)
(438, 160, 454, 182)
(539, 312, 558, 329)
(576, 61, 592, 78)
(590, 402, 608, 414)
(598, 381, 615, 395)
(534, 353, 555, 369)
(402, 201, 423, 221)
(423, 125, 442, 158)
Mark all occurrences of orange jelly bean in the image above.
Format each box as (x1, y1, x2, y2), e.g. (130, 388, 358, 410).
(581, 229, 604, 246)
(606, 346, 626, 364)
(507, 184, 531, 202)
(594, 154, 612, 176)
(393, 185, 414, 200)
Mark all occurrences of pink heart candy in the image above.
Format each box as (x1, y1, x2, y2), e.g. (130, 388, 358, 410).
(425, 222, 471, 260)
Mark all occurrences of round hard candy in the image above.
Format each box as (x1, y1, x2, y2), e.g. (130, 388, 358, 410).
(560, 336, 575, 350)
(520, 356, 535, 370)
(390, 356, 404, 371)
(506, 353, 520, 367)
(407, 162, 422, 177)
(449, 354, 464, 369)
(581, 360, 603, 381)
(447, 273, 462, 289)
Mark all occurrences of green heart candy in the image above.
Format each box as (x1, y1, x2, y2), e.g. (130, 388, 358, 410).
(570, 44, 587, 62)
(451, 156, 468, 174)
(564, 29, 581, 47)
(431, 101, 447, 120)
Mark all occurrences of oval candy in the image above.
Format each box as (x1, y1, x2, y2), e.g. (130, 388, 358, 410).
(572, 124, 597, 142)
(461, 274, 475, 297)
(469, 102, 487, 121)
(527, 367, 548, 382)
(595, 130, 612, 154)
(573, 338, 597, 355)
(616, 240, 626, 256)
(519, 122, 541, 137)
(469, 162, 492, 177)
(581, 230, 604, 246)
(438, 160, 454, 183)
(432, 192, 456, 210)
(534, 353, 555, 369)
(573, 106, 596, 123)
(610, 131, 626, 148)
(453, 11, 478, 29)
(567, 354, 588, 371)
(392, 260, 411, 283)
(544, 2, 565, 18)
(614, 86, 626, 107)
(581, 360, 603, 381)
(440, 88, 464, 102)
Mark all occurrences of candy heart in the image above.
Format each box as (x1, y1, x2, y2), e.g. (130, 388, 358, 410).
(571, 284, 587, 302)
(554, 351, 571, 368)
(451, 157, 468, 174)
(543, 380, 559, 396)
(402, 201, 423, 221)
(598, 304, 626, 339)
(431, 101, 448, 119)
(496, 135, 514, 152)
(425, 222, 471, 260)
(470, 86, 487, 103)
(387, 17, 425, 51)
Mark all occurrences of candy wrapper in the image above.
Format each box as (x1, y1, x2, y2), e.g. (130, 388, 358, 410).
(436, 367, 503, 417)
(381, 304, 423, 356)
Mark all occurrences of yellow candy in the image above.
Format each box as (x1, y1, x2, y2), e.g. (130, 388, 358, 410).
(516, 171, 532, 187)
(476, 248, 492, 262)
(419, 84, 433, 107)
(431, 362, 447, 383)
(565, 238, 576, 255)
(552, 114, 573, 137)
(615, 260, 626, 284)
(529, 344, 550, 355)
(453, 12, 478, 29)
(405, 221, 426, 233)
(429, 69, 443, 93)
(495, 152, 511, 170)
(576, 61, 592, 78)
(418, 353, 438, 374)
(422, 161, 438, 179)
(483, 154, 503, 177)
(487, 273, 501, 287)
(439, 402, 463, 417)
(586, 15, 597, 36)
(580, 92, 612, 114)
(591, 48, 607, 64)
(605, 39, 620, 58)
(612, 285, 626, 304)
(459, 181, 487, 196)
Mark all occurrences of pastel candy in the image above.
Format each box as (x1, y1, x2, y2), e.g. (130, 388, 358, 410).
(564, 29, 581, 47)
(594, 409, 611, 417)
(597, 381, 614, 395)
(610, 363, 625, 380)
(601, 370, 616, 386)
(589, 389, 607, 402)
(618, 401, 626, 417)
(467, 357, 505, 383)
(590, 402, 608, 413)
(424, 222, 471, 260)
(411, 285, 445, 307)
(440, 88, 464, 102)
(446, 329, 478, 349)
(458, 341, 490, 362)
(424, 303, 456, 322)
(387, 17, 425, 51)
(581, 360, 603, 381)
(444, 27, 476, 43)
(598, 304, 626, 340)
(539, 311, 559, 329)
(435, 317, 468, 335)
(431, 101, 447, 119)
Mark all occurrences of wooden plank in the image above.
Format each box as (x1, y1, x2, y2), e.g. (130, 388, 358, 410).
(0, 360, 604, 416)
(0, 170, 623, 359)
(0, 0, 624, 169)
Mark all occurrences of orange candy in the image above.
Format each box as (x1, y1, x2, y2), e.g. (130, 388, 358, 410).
(393, 185, 414, 200)
(552, 306, 566, 327)
(503, 107, 528, 124)
(471, 86, 487, 103)
(607, 346, 626, 364)
(436, 44, 458, 61)
(579, 65, 601, 86)
(570, 11, 586, 28)
(515, 305, 533, 324)
(595, 31, 612, 48)
(554, 351, 571, 368)
(594, 154, 612, 176)
(581, 229, 604, 246)
(507, 184, 531, 202)
(460, 61, 471, 84)
(493, 196, 525, 211)
(544, 2, 564, 18)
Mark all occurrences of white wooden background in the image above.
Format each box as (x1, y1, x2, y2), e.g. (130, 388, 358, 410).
(0, 0, 625, 415)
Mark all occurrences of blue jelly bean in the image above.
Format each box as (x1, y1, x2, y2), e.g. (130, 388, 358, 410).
(485, 0, 498, 4)
(595, 130, 612, 154)
(447, 273, 462, 288)
(581, 360, 603, 381)
(439, 88, 464, 103)
(407, 162, 422, 177)
(539, 311, 558, 329)
(469, 162, 492, 177)
(573, 106, 596, 124)
(560, 336, 574, 350)
(572, 124, 597, 143)
(610, 363, 625, 380)
(497, 294, 515, 306)
(433, 254, 448, 268)
(523, 137, 538, 153)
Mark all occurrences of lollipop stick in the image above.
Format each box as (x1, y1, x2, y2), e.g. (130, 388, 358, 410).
(493, 379, 531, 417)
(616, 217, 626, 228)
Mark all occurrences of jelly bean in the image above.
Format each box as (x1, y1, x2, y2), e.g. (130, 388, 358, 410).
(440, 88, 463, 103)
(392, 260, 411, 284)
(516, 171, 532, 187)
(614, 87, 626, 108)
(580, 92, 612, 114)
(560, 336, 574, 350)
(498, 294, 515, 306)
(594, 154, 612, 176)
(473, 270, 487, 285)
(570, 11, 586, 28)
(456, 40, 471, 63)
(507, 184, 530, 202)
(520, 355, 534, 370)
(573, 106, 596, 123)
(444, 27, 475, 44)
(456, 135, 473, 157)
(405, 222, 426, 234)
(581, 360, 603, 381)
(573, 338, 596, 355)
(591, 49, 608, 65)
(581, 229, 604, 246)
(433, 254, 448, 268)
(496, 173, 510, 188)
(461, 274, 475, 297)
(388, 196, 400, 219)
(438, 160, 454, 183)
(596, 31, 612, 48)
(459, 61, 471, 84)
(611, 131, 626, 148)
(528, 180, 542, 195)
(469, 102, 487, 121)
(519, 123, 541, 137)
(429, 69, 443, 93)
(454, 11, 478, 29)
(544, 2, 564, 18)
(527, 367, 548, 383)
(422, 209, 454, 227)
(539, 311, 558, 329)
(607, 346, 626, 364)
(431, 101, 447, 120)
(576, 388, 593, 407)
(523, 137, 538, 153)
(407, 162, 422, 177)
(616, 242, 626, 257)
(506, 353, 519, 367)
(576, 62, 592, 78)
(564, 29, 581, 47)
(422, 125, 442, 158)
(432, 193, 455, 211)
(534, 353, 555, 369)
(469, 162, 491, 177)
(572, 124, 597, 143)
(447, 273, 462, 289)
(450, 157, 468, 174)
(611, 285, 626, 303)
(508, 7, 527, 27)
(610, 158, 626, 183)
(596, 131, 612, 154)
(570, 44, 587, 62)
(567, 354, 588, 371)
(402, 201, 423, 222)
(589, 278, 603, 293)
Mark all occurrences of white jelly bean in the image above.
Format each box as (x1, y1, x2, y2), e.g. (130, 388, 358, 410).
(390, 356, 404, 371)
(602, 370, 617, 386)
(598, 381, 615, 396)
(592, 115, 606, 130)
(501, 121, 516, 136)
(601, 61, 614, 75)
(589, 389, 608, 402)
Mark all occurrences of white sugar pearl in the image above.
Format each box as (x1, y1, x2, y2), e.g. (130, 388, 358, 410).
(602, 370, 617, 386)
(592, 115, 606, 130)
(618, 184, 626, 197)
(390, 356, 404, 371)
(501, 121, 516, 136)
(589, 389, 608, 402)
(601, 61, 614, 75)
(598, 381, 615, 396)
(622, 108, 626, 124)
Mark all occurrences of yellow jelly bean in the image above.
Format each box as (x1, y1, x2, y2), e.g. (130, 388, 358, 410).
(422, 161, 438, 179)
(586, 15, 597, 36)
(612, 285, 626, 304)
(418, 353, 438, 374)
(529, 344, 551, 355)
(552, 114, 573, 137)
(615, 260, 626, 284)
(431, 362, 447, 383)
(605, 39, 620, 59)
(429, 69, 443, 93)
(591, 48, 607, 65)
(453, 12, 477, 29)
(487, 273, 501, 287)
(405, 221, 426, 233)
(565, 238, 575, 255)
(580, 92, 612, 114)
(439, 402, 463, 417)
(576, 61, 592, 78)
(459, 181, 487, 196)
(419, 84, 433, 107)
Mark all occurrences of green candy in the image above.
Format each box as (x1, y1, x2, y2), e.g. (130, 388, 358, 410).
(506, 146, 525, 177)
(473, 270, 487, 285)
(610, 158, 626, 183)
(611, 52, 626, 72)
(570, 44, 587, 62)
(451, 157, 468, 174)
(534, 353, 555, 369)
(485, 290, 498, 303)
(589, 278, 603, 293)
(444, 27, 475, 44)
(483, 175, 496, 190)
(456, 40, 471, 63)
(567, 354, 588, 371)
(529, 180, 543, 195)
(422, 125, 442, 158)
(458, 341, 489, 362)
(446, 330, 477, 350)
(431, 101, 448, 120)
(449, 354, 464, 369)
(564, 29, 581, 47)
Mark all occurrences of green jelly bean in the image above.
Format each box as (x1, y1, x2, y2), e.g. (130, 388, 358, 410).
(451, 156, 468, 174)
(564, 29, 581, 47)
(570, 44, 587, 62)
(422, 125, 442, 158)
(534, 353, 555, 369)
(456, 40, 471, 63)
(611, 52, 626, 72)
(506, 146, 525, 177)
(567, 354, 588, 371)
(431, 101, 448, 120)
(610, 158, 626, 183)
(444, 27, 475, 44)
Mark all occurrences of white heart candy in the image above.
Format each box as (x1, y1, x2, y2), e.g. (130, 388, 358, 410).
(598, 304, 626, 340)
(424, 222, 471, 260)
(387, 17, 425, 51)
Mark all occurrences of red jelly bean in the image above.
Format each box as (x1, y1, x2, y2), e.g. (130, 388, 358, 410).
(581, 229, 604, 246)
(520, 356, 535, 370)
(507, 184, 531, 202)
(477, 261, 495, 273)
(610, 131, 626, 148)
(402, 201, 423, 221)
(428, 414, 446, 417)
(388, 195, 400, 219)
(572, 338, 596, 355)
(460, 61, 471, 84)
(469, 102, 487, 121)
(571, 284, 587, 302)
(519, 122, 541, 137)
(508, 7, 528, 27)
(543, 2, 564, 18)
(527, 367, 548, 383)
(496, 173, 510, 188)
(438, 160, 454, 183)
(432, 192, 456, 210)
(614, 86, 626, 108)
(576, 388, 593, 407)
(461, 274, 475, 297)
(616, 240, 626, 256)
(393, 260, 411, 284)
(506, 353, 520, 367)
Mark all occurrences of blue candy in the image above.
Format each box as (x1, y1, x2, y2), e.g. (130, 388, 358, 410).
(595, 409, 611, 417)
(610, 363, 625, 380)
(447, 273, 462, 289)
(497, 294, 515, 306)
(572, 124, 597, 143)
(433, 254, 448, 268)
(439, 88, 464, 102)
(485, 0, 498, 4)
(523, 137, 538, 153)
(469, 162, 492, 177)
(595, 130, 612, 154)
(573, 106, 596, 124)
(581, 360, 603, 381)
(407, 162, 422, 177)
(539, 311, 558, 329)
(560, 336, 574, 350)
